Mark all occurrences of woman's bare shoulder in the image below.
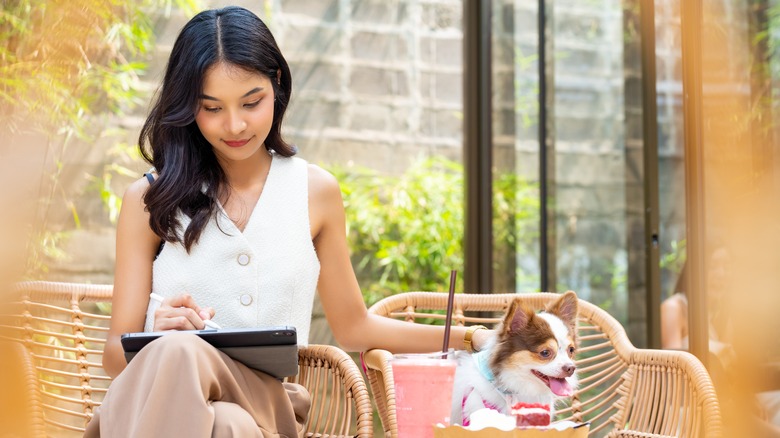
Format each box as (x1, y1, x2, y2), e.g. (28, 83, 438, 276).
(122, 176, 153, 208)
(662, 293, 687, 313)
(306, 164, 344, 239)
(307, 163, 341, 201)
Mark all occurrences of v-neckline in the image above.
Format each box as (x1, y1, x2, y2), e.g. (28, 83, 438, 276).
(216, 153, 275, 234)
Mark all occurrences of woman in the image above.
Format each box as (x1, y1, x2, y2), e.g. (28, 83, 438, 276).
(89, 6, 490, 437)
(660, 246, 732, 352)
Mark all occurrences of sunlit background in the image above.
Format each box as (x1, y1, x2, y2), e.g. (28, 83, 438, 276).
(1, 0, 779, 436)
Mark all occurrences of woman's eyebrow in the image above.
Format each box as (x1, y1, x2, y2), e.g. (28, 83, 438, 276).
(199, 87, 265, 101)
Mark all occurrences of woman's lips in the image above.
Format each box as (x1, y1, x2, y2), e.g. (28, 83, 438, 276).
(224, 138, 250, 147)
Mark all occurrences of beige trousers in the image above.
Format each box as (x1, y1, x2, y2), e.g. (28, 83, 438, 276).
(84, 332, 310, 438)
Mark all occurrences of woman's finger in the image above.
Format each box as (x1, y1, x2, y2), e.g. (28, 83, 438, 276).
(153, 306, 205, 330)
(154, 315, 196, 331)
(199, 306, 216, 320)
(167, 293, 210, 320)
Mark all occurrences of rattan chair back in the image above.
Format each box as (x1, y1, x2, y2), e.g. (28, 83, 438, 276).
(3, 281, 373, 437)
(362, 292, 721, 438)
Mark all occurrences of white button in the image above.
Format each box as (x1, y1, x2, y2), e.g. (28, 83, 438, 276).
(237, 254, 250, 266)
(240, 294, 253, 306)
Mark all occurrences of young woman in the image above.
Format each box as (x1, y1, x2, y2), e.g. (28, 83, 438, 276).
(660, 246, 732, 352)
(89, 6, 490, 437)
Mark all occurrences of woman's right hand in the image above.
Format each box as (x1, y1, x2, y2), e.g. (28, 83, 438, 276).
(153, 293, 216, 331)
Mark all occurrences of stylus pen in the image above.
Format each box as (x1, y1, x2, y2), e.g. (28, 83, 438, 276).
(149, 292, 222, 330)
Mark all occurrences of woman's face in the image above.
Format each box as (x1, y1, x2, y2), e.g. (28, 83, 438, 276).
(194, 62, 275, 164)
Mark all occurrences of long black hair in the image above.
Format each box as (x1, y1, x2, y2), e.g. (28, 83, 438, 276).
(138, 6, 295, 251)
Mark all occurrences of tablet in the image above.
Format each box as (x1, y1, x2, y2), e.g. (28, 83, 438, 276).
(121, 327, 298, 378)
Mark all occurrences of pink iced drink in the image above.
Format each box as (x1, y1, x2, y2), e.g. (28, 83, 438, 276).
(392, 354, 456, 438)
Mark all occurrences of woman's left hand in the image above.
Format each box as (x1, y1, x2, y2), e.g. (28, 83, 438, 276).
(472, 328, 495, 352)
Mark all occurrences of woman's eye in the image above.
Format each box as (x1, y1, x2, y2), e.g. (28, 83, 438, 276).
(204, 107, 221, 113)
(244, 99, 261, 108)
(540, 350, 551, 358)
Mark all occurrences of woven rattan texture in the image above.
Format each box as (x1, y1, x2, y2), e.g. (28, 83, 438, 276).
(4, 281, 373, 437)
(362, 292, 722, 438)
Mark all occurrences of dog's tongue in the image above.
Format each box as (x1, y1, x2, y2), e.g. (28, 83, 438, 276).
(549, 377, 573, 397)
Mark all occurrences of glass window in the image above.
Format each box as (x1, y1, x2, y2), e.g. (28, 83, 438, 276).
(491, 1, 542, 294)
(491, 0, 649, 344)
(269, 0, 466, 342)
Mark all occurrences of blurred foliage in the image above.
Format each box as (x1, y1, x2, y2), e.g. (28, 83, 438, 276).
(0, 0, 200, 277)
(24, 230, 70, 277)
(86, 131, 146, 224)
(0, 0, 199, 134)
(328, 157, 538, 306)
(493, 165, 541, 291)
(660, 238, 686, 274)
(329, 157, 464, 305)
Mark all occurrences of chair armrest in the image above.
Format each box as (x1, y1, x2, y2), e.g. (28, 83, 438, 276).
(295, 344, 373, 438)
(363, 348, 396, 437)
(611, 348, 722, 438)
(0, 340, 45, 437)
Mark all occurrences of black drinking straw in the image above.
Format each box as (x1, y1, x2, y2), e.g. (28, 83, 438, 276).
(442, 270, 457, 355)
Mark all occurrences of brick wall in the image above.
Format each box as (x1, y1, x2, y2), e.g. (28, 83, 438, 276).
(42, 0, 689, 348)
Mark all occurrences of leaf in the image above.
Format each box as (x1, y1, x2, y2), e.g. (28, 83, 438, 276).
(326, 156, 542, 303)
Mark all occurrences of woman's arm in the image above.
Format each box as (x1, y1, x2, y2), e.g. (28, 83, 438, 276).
(661, 294, 687, 350)
(308, 165, 490, 353)
(103, 178, 161, 378)
(104, 179, 215, 378)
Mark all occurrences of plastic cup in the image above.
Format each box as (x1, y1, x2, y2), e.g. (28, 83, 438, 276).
(391, 351, 456, 438)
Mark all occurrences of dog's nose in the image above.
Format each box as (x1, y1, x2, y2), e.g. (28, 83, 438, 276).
(562, 364, 576, 377)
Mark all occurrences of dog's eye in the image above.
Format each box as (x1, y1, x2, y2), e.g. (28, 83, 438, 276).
(568, 346, 575, 355)
(539, 349, 551, 358)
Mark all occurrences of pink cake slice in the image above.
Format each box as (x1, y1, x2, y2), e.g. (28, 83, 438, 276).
(511, 402, 551, 427)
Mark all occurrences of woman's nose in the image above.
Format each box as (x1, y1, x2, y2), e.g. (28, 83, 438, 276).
(225, 113, 246, 134)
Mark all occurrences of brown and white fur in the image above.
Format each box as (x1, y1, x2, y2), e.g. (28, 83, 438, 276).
(450, 291, 579, 426)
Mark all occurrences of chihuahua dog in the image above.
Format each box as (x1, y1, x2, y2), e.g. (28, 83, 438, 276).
(450, 291, 579, 426)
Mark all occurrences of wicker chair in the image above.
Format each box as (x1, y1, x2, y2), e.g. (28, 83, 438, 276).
(2, 281, 373, 437)
(362, 292, 722, 438)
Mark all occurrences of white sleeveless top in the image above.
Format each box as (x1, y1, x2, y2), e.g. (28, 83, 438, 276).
(143, 154, 321, 346)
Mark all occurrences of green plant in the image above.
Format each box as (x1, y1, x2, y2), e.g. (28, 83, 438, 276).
(1, 0, 198, 134)
(0, 0, 200, 278)
(328, 157, 539, 306)
(87, 134, 146, 224)
(660, 238, 686, 274)
(328, 157, 465, 305)
(493, 170, 540, 290)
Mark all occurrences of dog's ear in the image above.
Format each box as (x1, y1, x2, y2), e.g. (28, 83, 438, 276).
(503, 298, 535, 334)
(548, 290, 578, 332)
